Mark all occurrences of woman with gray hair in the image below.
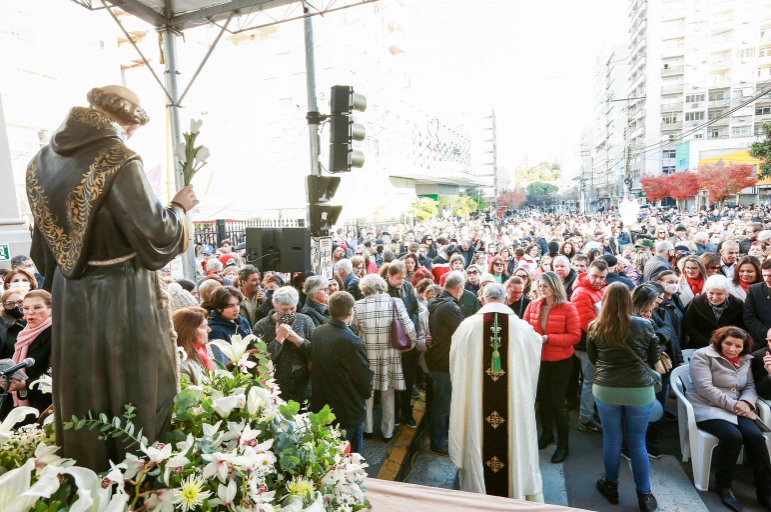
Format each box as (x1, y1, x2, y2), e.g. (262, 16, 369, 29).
(252, 285, 316, 403)
(681, 274, 746, 350)
(351, 273, 417, 442)
(522, 272, 581, 463)
(301, 276, 331, 327)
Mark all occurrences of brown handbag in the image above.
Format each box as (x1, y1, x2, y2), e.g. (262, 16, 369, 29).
(390, 298, 411, 350)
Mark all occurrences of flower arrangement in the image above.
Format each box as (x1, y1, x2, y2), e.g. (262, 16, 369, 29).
(175, 119, 210, 186)
(0, 335, 370, 512)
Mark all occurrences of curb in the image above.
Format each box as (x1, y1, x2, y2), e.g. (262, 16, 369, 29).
(376, 391, 426, 481)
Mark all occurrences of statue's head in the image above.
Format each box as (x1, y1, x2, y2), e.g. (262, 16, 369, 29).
(86, 85, 149, 139)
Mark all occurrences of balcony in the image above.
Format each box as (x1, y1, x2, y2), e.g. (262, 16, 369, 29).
(760, 34, 771, 45)
(711, 59, 732, 70)
(629, 55, 647, 78)
(661, 122, 683, 131)
(709, 117, 729, 126)
(662, 84, 684, 94)
(630, 1, 648, 24)
(631, 72, 646, 90)
(662, 46, 686, 58)
(632, 20, 647, 44)
(661, 65, 684, 77)
(630, 37, 648, 57)
(757, 112, 771, 123)
(708, 98, 731, 107)
(632, 126, 647, 138)
(661, 102, 683, 112)
(710, 79, 732, 88)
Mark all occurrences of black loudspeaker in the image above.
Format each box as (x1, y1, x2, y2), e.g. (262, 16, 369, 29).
(245, 227, 310, 273)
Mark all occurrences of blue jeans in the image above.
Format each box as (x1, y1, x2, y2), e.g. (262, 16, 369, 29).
(429, 371, 452, 449)
(343, 423, 364, 455)
(574, 350, 596, 424)
(595, 397, 655, 494)
(653, 373, 670, 425)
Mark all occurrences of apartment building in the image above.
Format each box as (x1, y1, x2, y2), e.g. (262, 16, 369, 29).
(590, 44, 631, 208)
(626, 0, 771, 194)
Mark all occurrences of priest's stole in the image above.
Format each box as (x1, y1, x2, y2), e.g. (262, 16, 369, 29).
(482, 312, 509, 497)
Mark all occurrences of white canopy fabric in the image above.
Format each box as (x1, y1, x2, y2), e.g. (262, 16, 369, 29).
(86, 0, 303, 31)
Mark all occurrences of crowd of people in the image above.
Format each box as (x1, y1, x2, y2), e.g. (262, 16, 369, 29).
(8, 203, 771, 510)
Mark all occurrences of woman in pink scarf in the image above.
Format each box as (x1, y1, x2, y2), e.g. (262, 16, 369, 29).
(0, 290, 52, 423)
(173, 307, 216, 386)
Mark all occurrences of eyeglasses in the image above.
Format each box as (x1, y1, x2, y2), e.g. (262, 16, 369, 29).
(21, 305, 47, 313)
(709, 266, 721, 270)
(494, 263, 504, 267)
(3, 301, 23, 308)
(467, 270, 479, 275)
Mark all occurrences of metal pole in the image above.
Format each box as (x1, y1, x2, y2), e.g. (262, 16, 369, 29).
(623, 121, 631, 202)
(303, 12, 323, 275)
(162, 26, 196, 281)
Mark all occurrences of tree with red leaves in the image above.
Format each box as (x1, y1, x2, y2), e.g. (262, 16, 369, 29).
(699, 159, 758, 209)
(498, 189, 527, 209)
(668, 171, 701, 210)
(639, 174, 668, 204)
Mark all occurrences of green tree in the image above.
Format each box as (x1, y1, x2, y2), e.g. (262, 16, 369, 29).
(453, 196, 477, 217)
(409, 196, 438, 220)
(526, 181, 559, 196)
(749, 122, 771, 179)
(514, 161, 561, 185)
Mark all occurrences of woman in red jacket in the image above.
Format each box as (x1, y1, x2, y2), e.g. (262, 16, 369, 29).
(523, 271, 581, 464)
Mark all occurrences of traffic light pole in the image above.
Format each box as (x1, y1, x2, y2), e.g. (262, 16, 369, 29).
(303, 13, 323, 275)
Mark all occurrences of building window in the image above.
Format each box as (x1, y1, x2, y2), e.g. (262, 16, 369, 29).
(695, 133, 704, 138)
(663, 149, 677, 158)
(757, 107, 771, 115)
(662, 166, 676, 175)
(686, 94, 705, 102)
(685, 111, 705, 121)
(737, 48, 756, 59)
(761, 47, 771, 58)
(710, 30, 732, 44)
(731, 125, 752, 136)
(662, 114, 679, 123)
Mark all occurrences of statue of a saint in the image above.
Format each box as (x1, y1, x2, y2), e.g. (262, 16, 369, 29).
(26, 85, 199, 471)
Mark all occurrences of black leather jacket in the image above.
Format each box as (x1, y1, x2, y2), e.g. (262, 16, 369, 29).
(588, 317, 660, 388)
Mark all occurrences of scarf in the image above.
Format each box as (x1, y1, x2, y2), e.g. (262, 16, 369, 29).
(740, 280, 752, 293)
(12, 316, 52, 407)
(686, 274, 704, 296)
(720, 353, 742, 369)
(709, 296, 731, 322)
(196, 345, 216, 371)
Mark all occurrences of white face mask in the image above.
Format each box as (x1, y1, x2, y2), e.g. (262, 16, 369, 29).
(664, 284, 679, 295)
(9, 281, 31, 290)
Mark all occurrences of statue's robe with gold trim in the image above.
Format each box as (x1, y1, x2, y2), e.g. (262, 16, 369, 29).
(26, 107, 187, 472)
(449, 302, 544, 502)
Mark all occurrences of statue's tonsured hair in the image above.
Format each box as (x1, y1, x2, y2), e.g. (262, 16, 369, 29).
(86, 87, 150, 126)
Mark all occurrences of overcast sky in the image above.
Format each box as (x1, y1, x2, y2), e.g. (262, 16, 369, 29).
(405, 0, 628, 183)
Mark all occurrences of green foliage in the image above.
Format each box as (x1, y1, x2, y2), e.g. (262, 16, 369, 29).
(452, 196, 478, 217)
(514, 161, 561, 185)
(409, 197, 438, 220)
(749, 122, 771, 179)
(526, 181, 559, 196)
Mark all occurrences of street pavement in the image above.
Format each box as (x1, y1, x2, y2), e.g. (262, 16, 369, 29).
(399, 400, 769, 512)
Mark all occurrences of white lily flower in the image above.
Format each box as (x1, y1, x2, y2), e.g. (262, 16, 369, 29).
(195, 146, 210, 164)
(33, 443, 61, 472)
(100, 462, 126, 494)
(174, 142, 187, 162)
(209, 479, 237, 507)
(247, 386, 271, 415)
(140, 442, 173, 464)
(201, 452, 232, 483)
(163, 453, 190, 484)
(176, 433, 196, 456)
(29, 375, 52, 394)
(0, 459, 35, 512)
(212, 395, 240, 419)
(121, 453, 146, 480)
(239, 425, 260, 449)
(0, 407, 38, 444)
(190, 118, 203, 133)
(201, 420, 223, 439)
(209, 334, 255, 363)
(238, 353, 257, 373)
(144, 489, 175, 512)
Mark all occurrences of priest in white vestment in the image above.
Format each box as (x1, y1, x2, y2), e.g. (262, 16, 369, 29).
(449, 282, 544, 502)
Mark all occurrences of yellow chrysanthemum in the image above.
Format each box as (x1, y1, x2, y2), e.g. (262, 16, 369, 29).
(173, 475, 212, 512)
(287, 476, 314, 498)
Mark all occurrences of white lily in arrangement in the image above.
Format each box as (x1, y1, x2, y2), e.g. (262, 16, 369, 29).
(209, 333, 257, 363)
(140, 442, 172, 464)
(208, 479, 237, 507)
(189, 118, 203, 133)
(0, 407, 38, 444)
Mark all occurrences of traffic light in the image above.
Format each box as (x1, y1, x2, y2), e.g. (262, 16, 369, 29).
(307, 175, 343, 237)
(329, 85, 366, 173)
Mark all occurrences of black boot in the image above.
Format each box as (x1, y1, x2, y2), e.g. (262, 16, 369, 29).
(551, 409, 569, 463)
(538, 431, 554, 450)
(636, 491, 658, 512)
(596, 477, 619, 505)
(539, 409, 554, 450)
(551, 442, 568, 463)
(716, 486, 743, 512)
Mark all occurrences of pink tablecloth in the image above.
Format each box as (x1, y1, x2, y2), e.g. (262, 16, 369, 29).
(364, 478, 589, 511)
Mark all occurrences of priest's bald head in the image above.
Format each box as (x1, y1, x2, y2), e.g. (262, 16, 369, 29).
(87, 85, 150, 139)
